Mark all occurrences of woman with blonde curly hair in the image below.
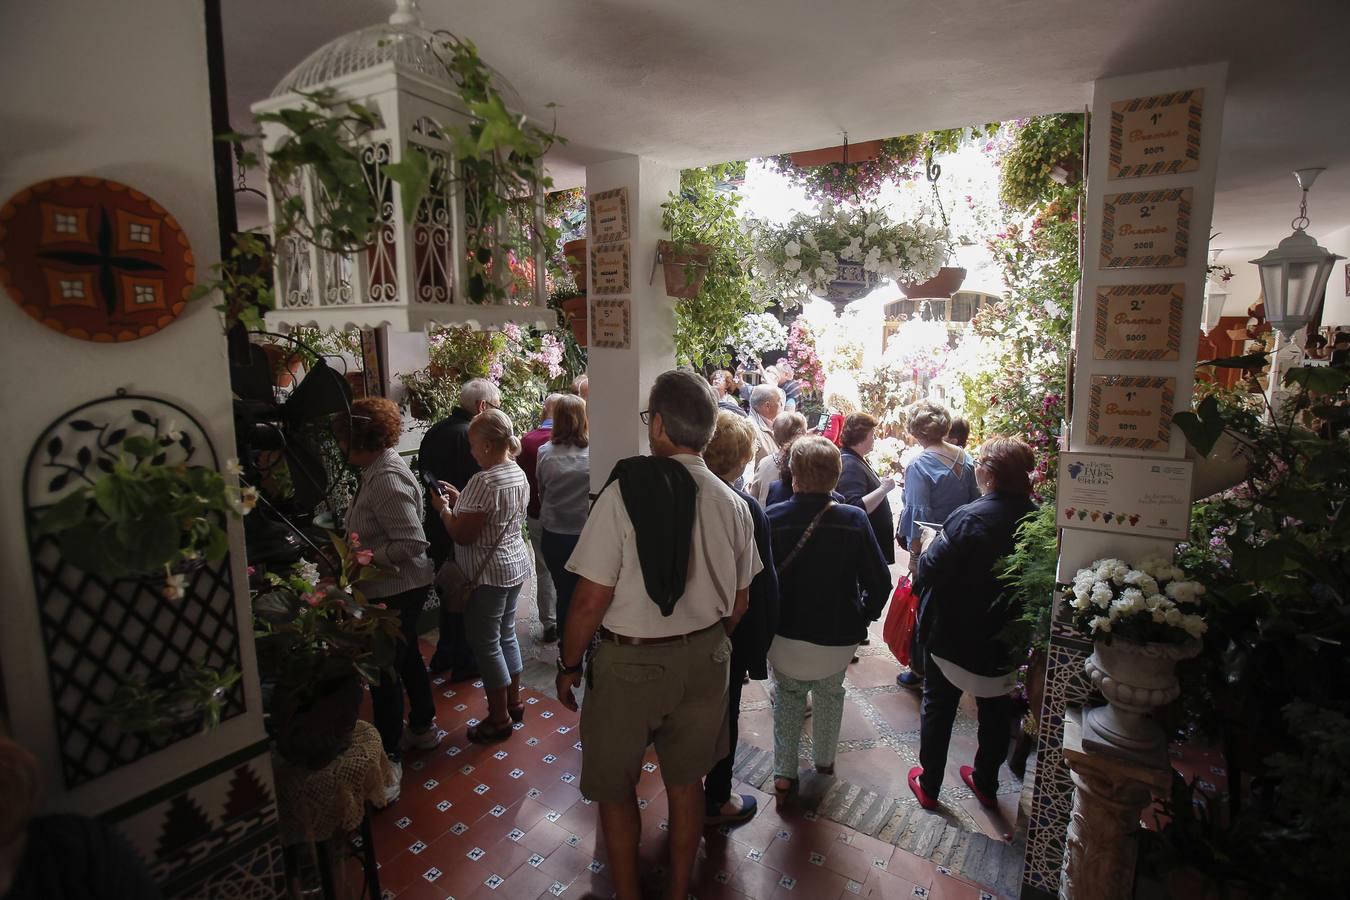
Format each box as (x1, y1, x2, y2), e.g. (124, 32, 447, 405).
(430, 408, 531, 743)
(335, 397, 439, 796)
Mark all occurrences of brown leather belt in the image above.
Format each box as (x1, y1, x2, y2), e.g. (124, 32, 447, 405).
(598, 622, 722, 646)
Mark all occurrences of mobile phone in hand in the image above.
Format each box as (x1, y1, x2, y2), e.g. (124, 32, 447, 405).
(422, 471, 444, 497)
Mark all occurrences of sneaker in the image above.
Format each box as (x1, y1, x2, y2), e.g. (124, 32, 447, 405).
(542, 626, 559, 644)
(704, 793, 758, 827)
(908, 766, 938, 811)
(382, 759, 403, 807)
(896, 670, 923, 690)
(404, 721, 443, 751)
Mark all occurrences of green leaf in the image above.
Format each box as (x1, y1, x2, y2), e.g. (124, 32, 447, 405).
(123, 435, 156, 458)
(37, 490, 92, 536)
(1284, 365, 1350, 394)
(382, 151, 431, 225)
(1173, 394, 1226, 457)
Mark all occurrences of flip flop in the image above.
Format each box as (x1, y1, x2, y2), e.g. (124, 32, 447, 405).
(908, 766, 938, 810)
(960, 765, 997, 809)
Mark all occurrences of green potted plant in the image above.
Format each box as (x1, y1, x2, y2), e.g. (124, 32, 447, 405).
(36, 427, 247, 590)
(551, 285, 588, 347)
(660, 163, 764, 367)
(97, 664, 241, 741)
(253, 532, 402, 769)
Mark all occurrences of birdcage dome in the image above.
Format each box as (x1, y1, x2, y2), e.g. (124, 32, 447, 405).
(270, 13, 451, 98)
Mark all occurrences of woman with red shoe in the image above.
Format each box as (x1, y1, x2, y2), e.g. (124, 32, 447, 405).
(907, 437, 1038, 811)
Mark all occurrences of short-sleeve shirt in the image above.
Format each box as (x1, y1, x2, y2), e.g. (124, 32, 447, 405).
(452, 460, 530, 587)
(566, 453, 763, 638)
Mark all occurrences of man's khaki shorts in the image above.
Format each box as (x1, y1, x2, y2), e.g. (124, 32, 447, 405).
(579, 622, 732, 803)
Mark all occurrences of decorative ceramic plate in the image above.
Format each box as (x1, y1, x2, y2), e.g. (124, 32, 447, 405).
(0, 177, 195, 341)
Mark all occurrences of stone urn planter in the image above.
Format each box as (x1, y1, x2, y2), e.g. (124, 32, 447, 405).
(1082, 637, 1201, 763)
(823, 259, 879, 316)
(899, 266, 967, 300)
(560, 294, 588, 347)
(563, 238, 588, 291)
(658, 240, 713, 299)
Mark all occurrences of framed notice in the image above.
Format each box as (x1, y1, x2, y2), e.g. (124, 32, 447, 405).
(1101, 188, 1191, 269)
(589, 188, 630, 243)
(592, 297, 631, 349)
(1109, 89, 1204, 179)
(1087, 375, 1175, 451)
(1057, 453, 1194, 540)
(590, 241, 630, 295)
(1092, 284, 1184, 361)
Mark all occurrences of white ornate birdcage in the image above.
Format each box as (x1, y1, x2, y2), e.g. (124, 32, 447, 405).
(251, 0, 552, 333)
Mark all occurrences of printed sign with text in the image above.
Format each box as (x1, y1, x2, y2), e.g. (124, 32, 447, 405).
(1109, 89, 1203, 179)
(1101, 189, 1191, 269)
(1087, 375, 1175, 451)
(1092, 284, 1184, 360)
(1057, 453, 1194, 541)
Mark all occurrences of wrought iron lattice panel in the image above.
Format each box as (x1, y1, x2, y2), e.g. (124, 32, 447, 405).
(23, 391, 245, 787)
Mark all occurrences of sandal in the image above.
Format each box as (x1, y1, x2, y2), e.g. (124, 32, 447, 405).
(467, 718, 514, 744)
(508, 704, 525, 724)
(773, 776, 799, 798)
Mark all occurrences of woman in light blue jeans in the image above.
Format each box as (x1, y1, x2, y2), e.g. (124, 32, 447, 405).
(432, 409, 531, 744)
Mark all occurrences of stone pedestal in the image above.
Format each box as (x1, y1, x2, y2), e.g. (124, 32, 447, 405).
(1059, 708, 1171, 900)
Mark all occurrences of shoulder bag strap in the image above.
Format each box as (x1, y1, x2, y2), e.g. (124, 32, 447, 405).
(468, 518, 515, 586)
(776, 501, 835, 577)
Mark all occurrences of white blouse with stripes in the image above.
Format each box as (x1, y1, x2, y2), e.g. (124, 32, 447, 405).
(452, 460, 530, 587)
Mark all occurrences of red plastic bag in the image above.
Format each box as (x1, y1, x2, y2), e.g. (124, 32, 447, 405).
(822, 412, 844, 447)
(882, 576, 919, 667)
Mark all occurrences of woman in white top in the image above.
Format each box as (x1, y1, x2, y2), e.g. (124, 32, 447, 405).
(535, 394, 591, 632)
(750, 411, 807, 506)
(431, 409, 530, 743)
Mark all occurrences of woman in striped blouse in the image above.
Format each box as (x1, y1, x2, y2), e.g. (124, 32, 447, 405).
(430, 408, 531, 743)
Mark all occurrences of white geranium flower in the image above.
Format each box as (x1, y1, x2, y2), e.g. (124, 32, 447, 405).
(1163, 607, 1184, 626)
(1089, 616, 1112, 634)
(1123, 570, 1159, 597)
(239, 485, 259, 514)
(162, 572, 187, 601)
(224, 457, 243, 476)
(1070, 593, 1091, 611)
(864, 221, 881, 238)
(803, 232, 817, 249)
(784, 258, 802, 273)
(1090, 583, 1114, 609)
(784, 240, 801, 258)
(1181, 614, 1208, 639)
(1145, 593, 1169, 611)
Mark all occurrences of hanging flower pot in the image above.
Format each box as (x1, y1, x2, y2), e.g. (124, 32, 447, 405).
(562, 238, 588, 291)
(261, 343, 305, 388)
(824, 259, 879, 316)
(899, 266, 967, 300)
(1082, 637, 1201, 761)
(659, 241, 713, 299)
(560, 294, 588, 347)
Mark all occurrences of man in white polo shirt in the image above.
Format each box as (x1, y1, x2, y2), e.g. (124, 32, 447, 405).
(556, 370, 761, 900)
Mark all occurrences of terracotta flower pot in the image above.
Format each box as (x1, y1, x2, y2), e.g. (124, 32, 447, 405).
(261, 343, 304, 388)
(658, 241, 713, 299)
(1082, 637, 1201, 763)
(560, 294, 588, 347)
(788, 139, 885, 168)
(563, 238, 588, 291)
(899, 266, 967, 300)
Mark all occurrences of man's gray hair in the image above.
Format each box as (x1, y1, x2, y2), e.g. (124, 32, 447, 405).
(460, 378, 500, 412)
(648, 370, 717, 451)
(543, 392, 567, 417)
(750, 383, 784, 412)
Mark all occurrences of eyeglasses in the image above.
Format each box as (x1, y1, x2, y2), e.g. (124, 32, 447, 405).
(639, 410, 651, 425)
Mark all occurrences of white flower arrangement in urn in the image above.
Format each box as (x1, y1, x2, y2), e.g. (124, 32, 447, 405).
(1070, 556, 1208, 761)
(753, 202, 953, 305)
(1069, 556, 1208, 643)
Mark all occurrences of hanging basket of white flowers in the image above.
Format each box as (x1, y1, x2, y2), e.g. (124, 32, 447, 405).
(1069, 557, 1208, 761)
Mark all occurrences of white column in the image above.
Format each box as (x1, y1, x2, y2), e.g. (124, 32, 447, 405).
(583, 156, 680, 491)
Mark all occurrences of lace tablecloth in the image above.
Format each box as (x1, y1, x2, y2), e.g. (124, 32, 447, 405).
(272, 720, 391, 846)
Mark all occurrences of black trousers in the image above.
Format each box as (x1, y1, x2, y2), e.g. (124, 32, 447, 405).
(371, 585, 437, 756)
(433, 604, 478, 674)
(541, 530, 582, 632)
(704, 660, 747, 814)
(918, 653, 1013, 797)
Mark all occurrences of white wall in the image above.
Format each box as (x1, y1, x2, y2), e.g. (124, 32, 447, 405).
(1317, 223, 1350, 326)
(0, 0, 264, 814)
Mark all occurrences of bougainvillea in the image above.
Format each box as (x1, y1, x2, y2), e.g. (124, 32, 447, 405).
(786, 318, 825, 392)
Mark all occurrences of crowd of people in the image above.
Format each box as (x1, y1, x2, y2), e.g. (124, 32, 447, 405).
(334, 361, 1039, 900)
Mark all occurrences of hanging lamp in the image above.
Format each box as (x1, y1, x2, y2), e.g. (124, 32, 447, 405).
(1248, 168, 1344, 339)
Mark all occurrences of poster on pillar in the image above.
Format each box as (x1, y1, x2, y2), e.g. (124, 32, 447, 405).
(1057, 452, 1193, 540)
(1092, 284, 1184, 360)
(592, 297, 631, 349)
(588, 188, 630, 244)
(590, 242, 630, 295)
(1109, 89, 1204, 179)
(1100, 188, 1191, 269)
(1086, 374, 1175, 451)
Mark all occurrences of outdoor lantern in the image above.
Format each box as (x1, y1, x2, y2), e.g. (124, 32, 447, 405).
(252, 0, 552, 334)
(1249, 168, 1345, 340)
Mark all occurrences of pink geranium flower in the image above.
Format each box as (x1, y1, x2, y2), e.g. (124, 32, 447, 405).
(302, 591, 324, 607)
(348, 532, 361, 547)
(354, 548, 375, 567)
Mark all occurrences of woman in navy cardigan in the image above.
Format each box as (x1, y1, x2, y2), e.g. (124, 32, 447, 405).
(907, 437, 1039, 811)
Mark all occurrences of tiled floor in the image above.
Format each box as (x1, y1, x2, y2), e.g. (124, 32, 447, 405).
(358, 656, 1001, 900)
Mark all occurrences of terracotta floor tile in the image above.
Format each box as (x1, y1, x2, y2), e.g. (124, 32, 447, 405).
(519, 818, 571, 857)
(928, 870, 989, 900)
(862, 868, 927, 899)
(391, 877, 453, 900)
(536, 841, 594, 884)
(471, 859, 556, 899)
(871, 690, 923, 734)
(727, 856, 792, 899)
(822, 841, 876, 884)
(770, 860, 849, 899)
(372, 849, 425, 895)
(882, 845, 937, 888)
